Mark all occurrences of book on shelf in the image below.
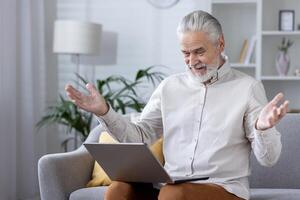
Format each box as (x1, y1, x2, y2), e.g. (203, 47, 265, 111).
(244, 35, 256, 64)
(239, 39, 248, 63)
(238, 36, 256, 65)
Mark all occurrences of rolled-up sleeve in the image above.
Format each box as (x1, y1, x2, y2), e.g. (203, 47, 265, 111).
(244, 81, 282, 167)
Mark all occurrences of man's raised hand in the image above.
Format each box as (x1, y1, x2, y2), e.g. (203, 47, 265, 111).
(256, 93, 289, 131)
(65, 83, 109, 116)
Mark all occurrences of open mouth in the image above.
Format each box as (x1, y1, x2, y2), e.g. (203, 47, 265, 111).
(194, 65, 207, 71)
(194, 66, 205, 70)
(193, 63, 207, 70)
(191, 64, 207, 75)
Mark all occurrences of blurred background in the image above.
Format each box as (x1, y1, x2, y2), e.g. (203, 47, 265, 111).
(1, 0, 299, 199)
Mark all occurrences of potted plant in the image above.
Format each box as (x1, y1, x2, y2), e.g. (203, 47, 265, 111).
(36, 66, 166, 151)
(276, 37, 293, 76)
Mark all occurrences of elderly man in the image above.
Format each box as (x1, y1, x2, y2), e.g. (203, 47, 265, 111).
(66, 10, 289, 200)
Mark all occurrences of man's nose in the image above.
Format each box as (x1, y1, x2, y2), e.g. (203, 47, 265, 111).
(189, 53, 198, 66)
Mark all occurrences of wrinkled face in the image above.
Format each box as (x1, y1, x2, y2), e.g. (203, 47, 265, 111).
(179, 31, 225, 77)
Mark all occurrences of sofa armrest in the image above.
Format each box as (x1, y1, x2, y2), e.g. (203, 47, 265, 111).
(38, 146, 94, 200)
(38, 122, 110, 200)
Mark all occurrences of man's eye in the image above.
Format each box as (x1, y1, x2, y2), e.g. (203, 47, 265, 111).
(183, 52, 190, 57)
(197, 51, 205, 55)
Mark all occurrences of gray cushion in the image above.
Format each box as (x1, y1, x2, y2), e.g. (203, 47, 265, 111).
(69, 186, 107, 200)
(250, 188, 300, 200)
(250, 114, 300, 188)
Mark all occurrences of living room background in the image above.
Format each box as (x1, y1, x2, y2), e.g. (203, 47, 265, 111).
(0, 0, 209, 199)
(56, 0, 209, 96)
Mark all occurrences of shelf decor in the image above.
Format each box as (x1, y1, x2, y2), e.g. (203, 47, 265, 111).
(295, 69, 300, 76)
(210, 0, 300, 109)
(276, 37, 293, 76)
(279, 10, 295, 31)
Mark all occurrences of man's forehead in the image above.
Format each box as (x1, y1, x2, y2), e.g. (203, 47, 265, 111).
(181, 45, 206, 52)
(179, 31, 211, 50)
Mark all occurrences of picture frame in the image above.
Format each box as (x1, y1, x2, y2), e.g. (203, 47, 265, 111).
(279, 10, 295, 31)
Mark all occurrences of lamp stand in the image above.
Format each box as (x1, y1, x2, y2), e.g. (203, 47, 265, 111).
(75, 54, 80, 89)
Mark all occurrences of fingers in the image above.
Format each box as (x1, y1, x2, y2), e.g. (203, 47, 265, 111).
(67, 92, 83, 104)
(86, 83, 98, 95)
(65, 89, 86, 108)
(270, 92, 284, 106)
(65, 84, 82, 99)
(65, 84, 88, 108)
(275, 100, 289, 118)
(269, 100, 289, 127)
(278, 100, 289, 119)
(269, 92, 289, 118)
(269, 106, 278, 125)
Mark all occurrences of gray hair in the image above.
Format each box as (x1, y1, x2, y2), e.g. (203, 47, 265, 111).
(177, 10, 223, 44)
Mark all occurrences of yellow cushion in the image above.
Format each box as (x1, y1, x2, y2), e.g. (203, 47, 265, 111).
(86, 131, 164, 187)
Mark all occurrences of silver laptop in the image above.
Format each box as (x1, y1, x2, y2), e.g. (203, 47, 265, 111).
(84, 143, 209, 184)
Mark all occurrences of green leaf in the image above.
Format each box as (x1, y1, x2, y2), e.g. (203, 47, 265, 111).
(115, 98, 126, 114)
(76, 73, 89, 85)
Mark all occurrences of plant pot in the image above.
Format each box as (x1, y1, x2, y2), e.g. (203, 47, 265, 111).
(275, 51, 290, 76)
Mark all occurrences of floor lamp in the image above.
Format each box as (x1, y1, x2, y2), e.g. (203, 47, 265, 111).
(53, 20, 102, 149)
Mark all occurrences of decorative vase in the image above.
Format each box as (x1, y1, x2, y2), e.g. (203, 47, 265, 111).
(275, 51, 290, 76)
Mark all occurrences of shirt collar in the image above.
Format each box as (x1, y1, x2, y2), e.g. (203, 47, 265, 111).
(212, 55, 231, 83)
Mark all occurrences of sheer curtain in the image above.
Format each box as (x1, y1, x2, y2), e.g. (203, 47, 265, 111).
(0, 0, 57, 199)
(0, 0, 17, 199)
(16, 0, 46, 198)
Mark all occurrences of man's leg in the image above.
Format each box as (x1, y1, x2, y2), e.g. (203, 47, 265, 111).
(158, 183, 244, 200)
(104, 181, 159, 200)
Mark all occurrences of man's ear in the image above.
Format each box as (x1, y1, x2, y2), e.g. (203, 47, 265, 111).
(218, 34, 225, 53)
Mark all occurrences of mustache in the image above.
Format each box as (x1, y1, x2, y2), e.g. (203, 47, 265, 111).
(188, 63, 207, 70)
(188, 62, 220, 70)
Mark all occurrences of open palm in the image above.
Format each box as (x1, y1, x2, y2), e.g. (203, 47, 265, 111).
(65, 83, 109, 116)
(256, 93, 289, 131)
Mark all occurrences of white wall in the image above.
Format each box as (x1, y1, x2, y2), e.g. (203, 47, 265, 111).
(56, 0, 209, 94)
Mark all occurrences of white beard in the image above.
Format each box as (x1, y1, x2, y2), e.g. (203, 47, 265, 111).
(186, 61, 219, 83)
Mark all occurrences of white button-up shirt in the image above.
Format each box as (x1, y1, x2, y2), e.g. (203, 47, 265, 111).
(98, 59, 282, 200)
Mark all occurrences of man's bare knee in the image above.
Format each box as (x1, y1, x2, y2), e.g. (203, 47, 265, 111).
(158, 184, 186, 200)
(104, 181, 134, 200)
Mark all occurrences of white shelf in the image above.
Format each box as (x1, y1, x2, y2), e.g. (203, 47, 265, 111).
(262, 31, 300, 36)
(210, 0, 300, 109)
(231, 63, 256, 68)
(261, 76, 300, 80)
(212, 0, 257, 4)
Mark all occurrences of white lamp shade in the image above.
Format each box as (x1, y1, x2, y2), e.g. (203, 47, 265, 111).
(53, 20, 102, 55)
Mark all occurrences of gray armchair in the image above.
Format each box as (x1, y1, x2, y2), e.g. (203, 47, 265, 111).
(38, 114, 300, 200)
(38, 124, 105, 200)
(249, 113, 300, 199)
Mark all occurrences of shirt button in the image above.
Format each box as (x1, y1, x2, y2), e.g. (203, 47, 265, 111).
(189, 157, 193, 160)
